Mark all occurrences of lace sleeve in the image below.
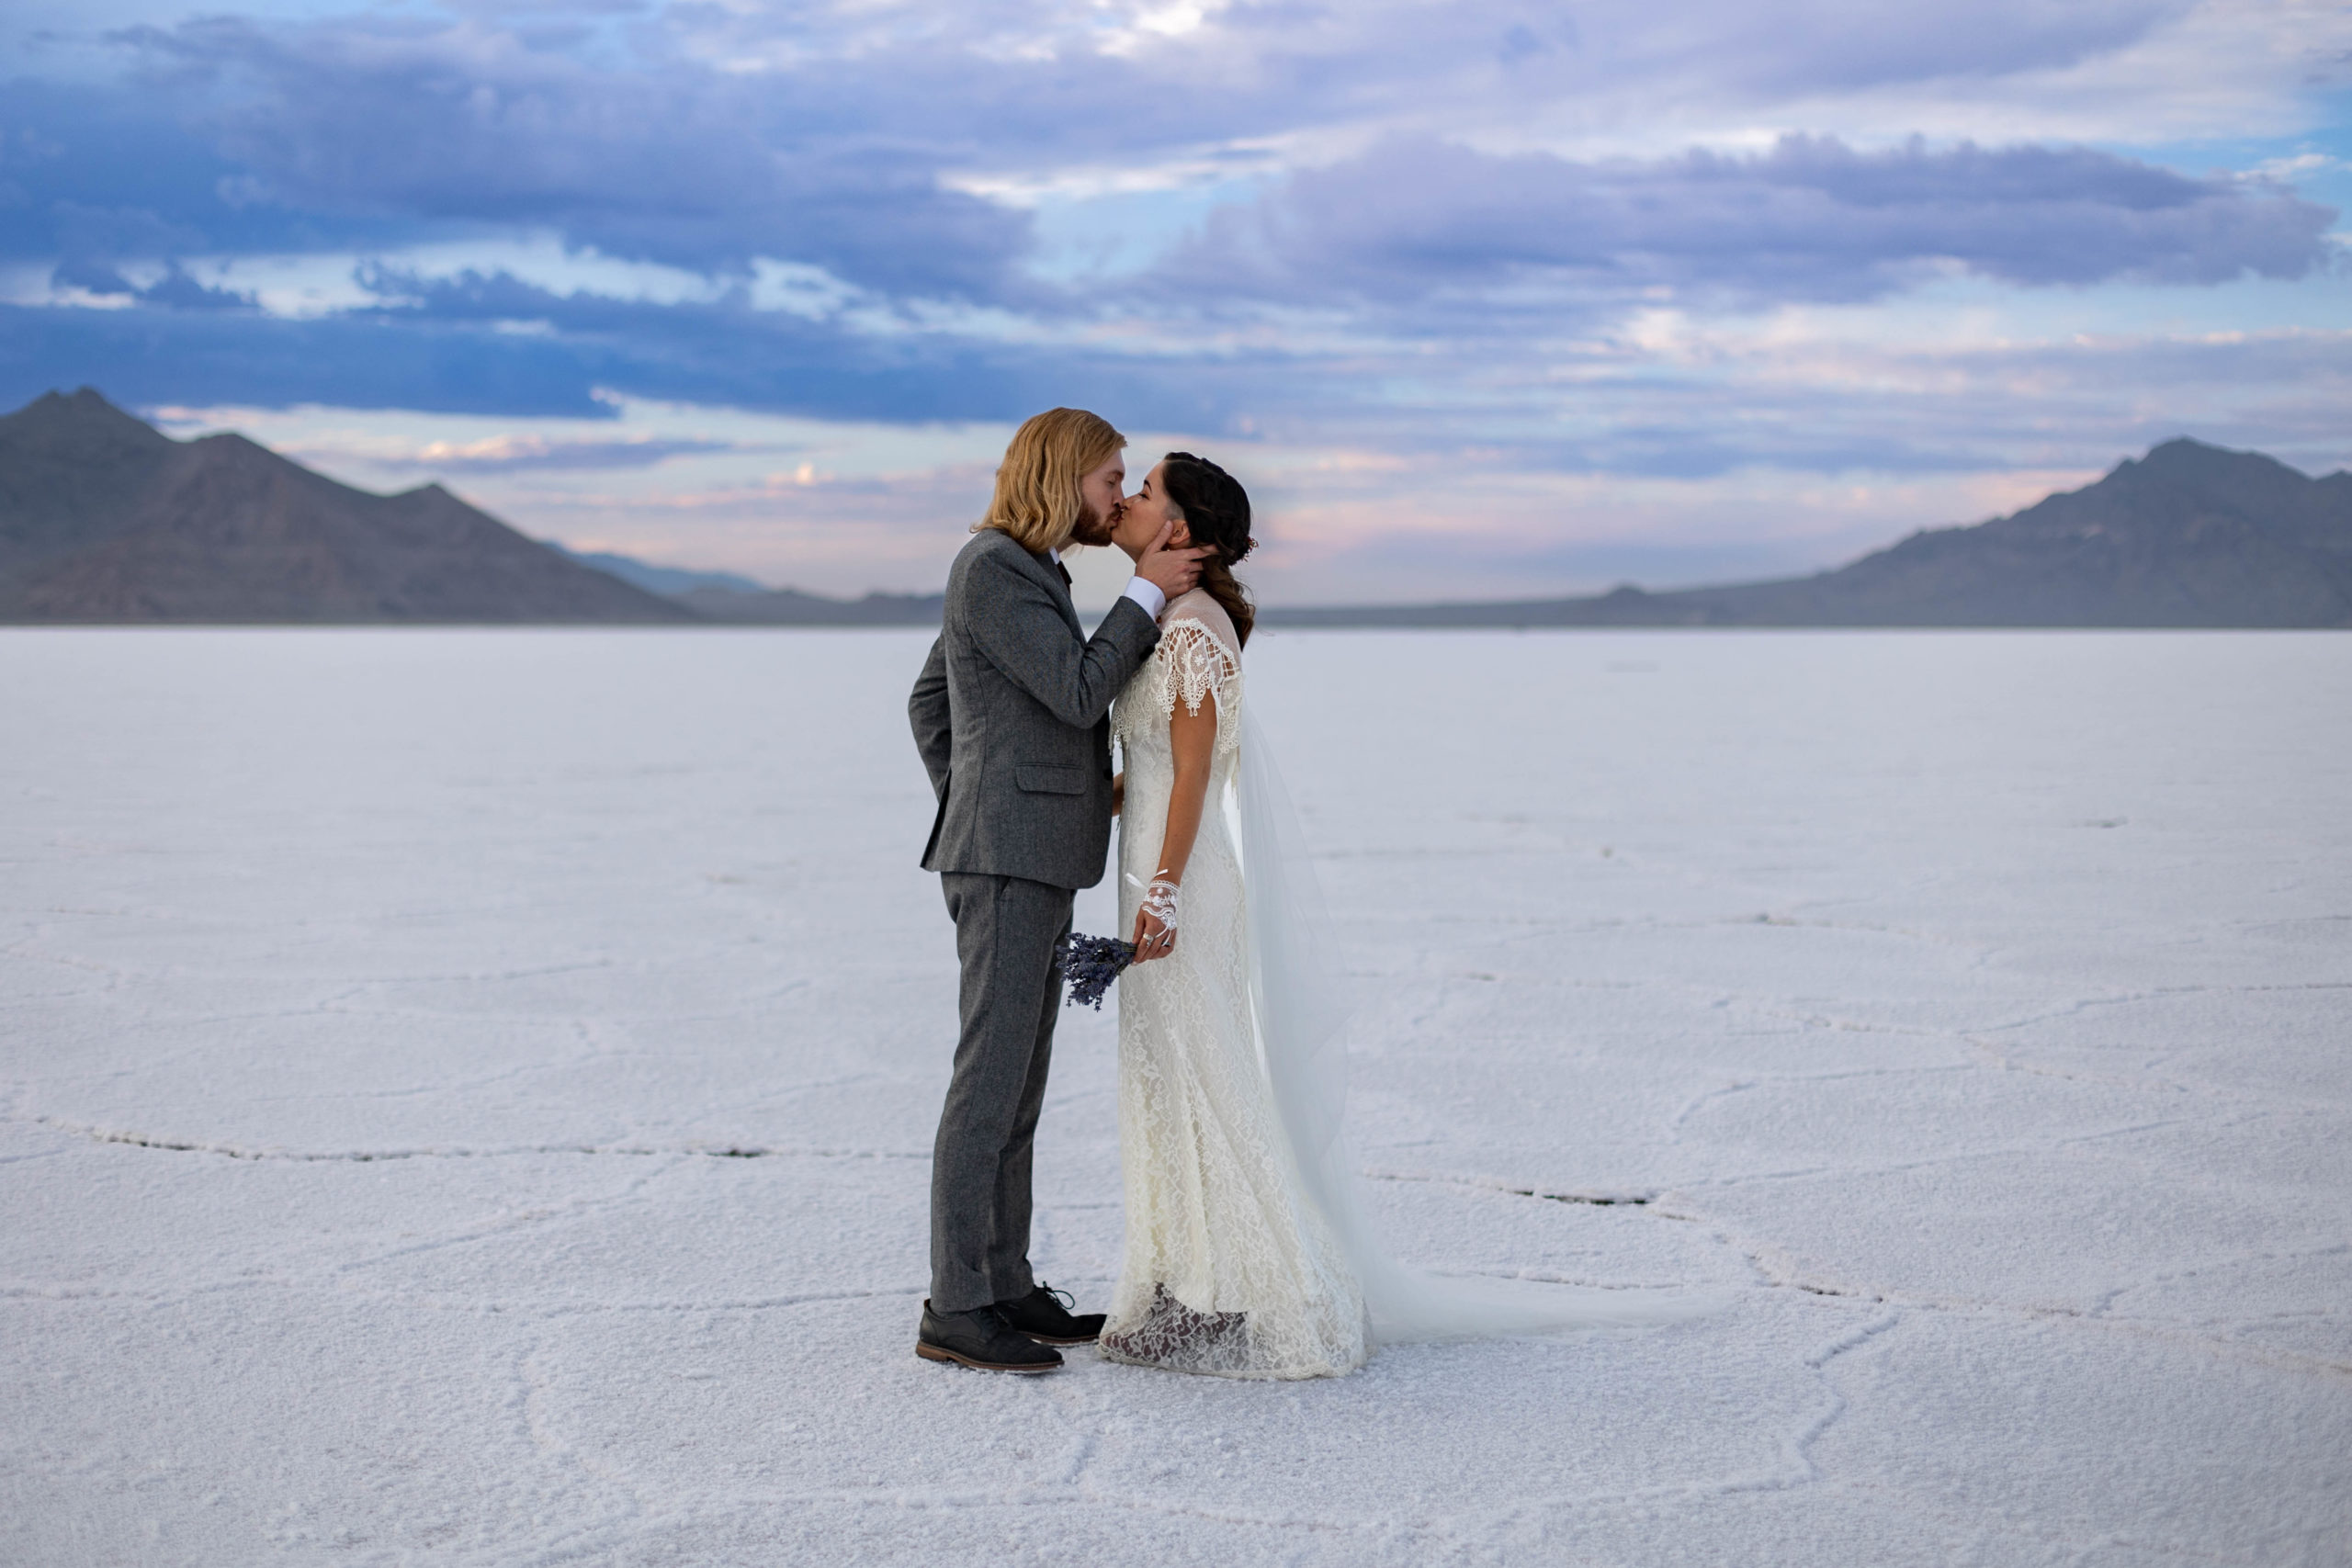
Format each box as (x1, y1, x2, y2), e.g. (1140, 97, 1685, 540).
(1149, 616, 1243, 754)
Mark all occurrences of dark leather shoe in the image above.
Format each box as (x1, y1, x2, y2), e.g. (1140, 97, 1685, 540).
(917, 1301, 1064, 1373)
(995, 1283, 1107, 1346)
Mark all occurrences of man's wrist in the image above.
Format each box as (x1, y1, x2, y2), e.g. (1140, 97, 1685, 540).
(1122, 576, 1168, 619)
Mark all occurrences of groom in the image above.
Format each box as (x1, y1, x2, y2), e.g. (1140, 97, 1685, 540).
(907, 408, 1206, 1373)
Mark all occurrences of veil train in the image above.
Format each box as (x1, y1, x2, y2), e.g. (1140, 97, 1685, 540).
(1233, 707, 1720, 1343)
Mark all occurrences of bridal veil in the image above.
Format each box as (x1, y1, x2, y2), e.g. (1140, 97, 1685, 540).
(1234, 706, 1716, 1343)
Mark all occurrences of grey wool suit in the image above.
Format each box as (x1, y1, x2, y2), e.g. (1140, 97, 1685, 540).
(910, 527, 1161, 1313)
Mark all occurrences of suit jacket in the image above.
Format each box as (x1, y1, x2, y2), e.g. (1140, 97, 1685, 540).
(910, 529, 1161, 890)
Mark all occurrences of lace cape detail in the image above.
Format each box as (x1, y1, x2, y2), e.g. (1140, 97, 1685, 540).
(1114, 593, 1241, 757)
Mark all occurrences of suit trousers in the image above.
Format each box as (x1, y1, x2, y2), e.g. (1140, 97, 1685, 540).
(931, 872, 1074, 1313)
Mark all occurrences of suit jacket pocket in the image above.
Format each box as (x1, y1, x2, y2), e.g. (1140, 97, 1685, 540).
(1014, 764, 1085, 795)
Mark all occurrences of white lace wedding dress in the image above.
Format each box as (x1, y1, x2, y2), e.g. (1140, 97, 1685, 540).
(1101, 592, 1367, 1377)
(1099, 592, 1713, 1381)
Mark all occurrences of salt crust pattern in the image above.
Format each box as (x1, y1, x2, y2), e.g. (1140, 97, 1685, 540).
(2, 626, 2347, 1566)
(1102, 594, 1367, 1378)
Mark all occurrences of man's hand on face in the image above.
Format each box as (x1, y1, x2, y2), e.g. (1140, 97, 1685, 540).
(1136, 518, 1213, 598)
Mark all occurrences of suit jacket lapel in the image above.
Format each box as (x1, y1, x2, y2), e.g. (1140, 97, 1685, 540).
(1019, 546, 1084, 638)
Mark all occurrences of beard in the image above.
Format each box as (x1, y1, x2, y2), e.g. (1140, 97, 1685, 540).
(1068, 498, 1117, 548)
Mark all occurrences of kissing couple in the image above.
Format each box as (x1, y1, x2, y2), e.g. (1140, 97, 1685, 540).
(909, 409, 1710, 1379)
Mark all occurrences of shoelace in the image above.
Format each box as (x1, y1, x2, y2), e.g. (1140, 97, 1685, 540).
(943, 1302, 1000, 1326)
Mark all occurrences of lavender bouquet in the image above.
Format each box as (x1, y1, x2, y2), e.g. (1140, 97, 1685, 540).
(1054, 931, 1136, 1010)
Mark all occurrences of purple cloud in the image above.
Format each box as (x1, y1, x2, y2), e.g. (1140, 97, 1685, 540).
(391, 435, 736, 475)
(1162, 134, 2338, 313)
(49, 257, 254, 310)
(66, 0, 2210, 306)
(0, 0, 2338, 540)
(106, 16, 1039, 299)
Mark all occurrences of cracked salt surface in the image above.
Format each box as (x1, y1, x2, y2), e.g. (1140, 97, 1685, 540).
(4, 627, 2348, 1567)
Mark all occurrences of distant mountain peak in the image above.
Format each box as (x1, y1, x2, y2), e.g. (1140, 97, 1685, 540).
(0, 388, 692, 624)
(4, 385, 174, 450)
(2124, 435, 2310, 489)
(60, 386, 130, 415)
(187, 430, 275, 458)
(1264, 434, 2352, 629)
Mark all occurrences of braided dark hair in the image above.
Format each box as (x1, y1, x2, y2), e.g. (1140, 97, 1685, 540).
(1159, 451, 1256, 648)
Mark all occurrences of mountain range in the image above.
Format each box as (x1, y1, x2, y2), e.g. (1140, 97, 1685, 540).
(2, 389, 2345, 627)
(1264, 438, 2352, 628)
(0, 389, 691, 623)
(540, 546, 956, 624)
(0, 389, 946, 626)
(548, 545, 767, 599)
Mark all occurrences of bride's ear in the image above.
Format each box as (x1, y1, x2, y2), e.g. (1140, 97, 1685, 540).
(1167, 514, 1193, 549)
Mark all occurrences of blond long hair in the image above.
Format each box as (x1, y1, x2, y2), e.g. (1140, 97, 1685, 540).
(977, 408, 1125, 554)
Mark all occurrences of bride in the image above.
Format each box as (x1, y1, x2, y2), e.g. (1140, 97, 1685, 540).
(1093, 453, 1708, 1379)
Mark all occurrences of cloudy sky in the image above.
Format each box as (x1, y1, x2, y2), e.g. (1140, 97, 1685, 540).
(5, 0, 2347, 604)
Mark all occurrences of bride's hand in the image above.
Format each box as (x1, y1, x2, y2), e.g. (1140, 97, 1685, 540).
(1126, 871, 1179, 963)
(1110, 772, 1124, 817)
(1129, 906, 1175, 963)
